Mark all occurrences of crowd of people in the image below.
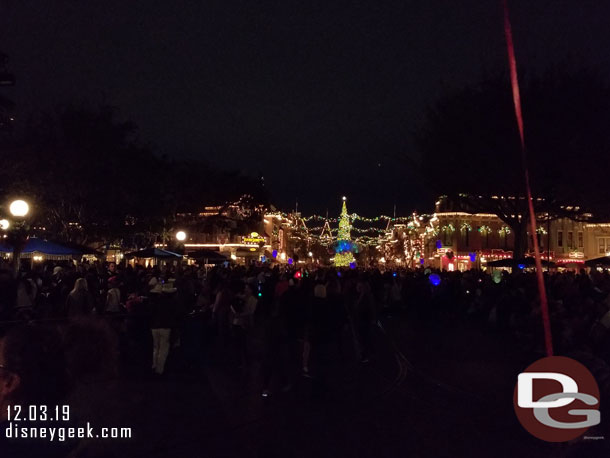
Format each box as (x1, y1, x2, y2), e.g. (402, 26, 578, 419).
(1, 259, 610, 456)
(0, 259, 609, 397)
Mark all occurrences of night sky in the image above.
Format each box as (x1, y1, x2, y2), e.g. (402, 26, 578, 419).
(2, 0, 609, 216)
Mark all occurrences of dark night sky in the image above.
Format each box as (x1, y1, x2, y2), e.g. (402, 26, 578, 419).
(2, 0, 609, 216)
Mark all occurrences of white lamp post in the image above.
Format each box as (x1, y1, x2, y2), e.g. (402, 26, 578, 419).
(7, 199, 31, 276)
(176, 230, 187, 242)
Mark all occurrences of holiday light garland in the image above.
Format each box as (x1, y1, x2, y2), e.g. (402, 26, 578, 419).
(499, 226, 511, 236)
(478, 225, 491, 235)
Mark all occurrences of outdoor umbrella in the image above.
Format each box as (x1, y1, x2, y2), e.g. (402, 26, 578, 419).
(187, 249, 226, 264)
(520, 257, 556, 268)
(485, 258, 514, 268)
(124, 247, 183, 259)
(0, 237, 83, 260)
(52, 240, 104, 258)
(486, 257, 555, 268)
(585, 256, 610, 267)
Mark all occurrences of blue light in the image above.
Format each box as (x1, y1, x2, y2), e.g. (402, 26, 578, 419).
(518, 263, 525, 270)
(349, 262, 356, 269)
(335, 240, 353, 253)
(288, 258, 293, 265)
(429, 273, 441, 286)
(435, 240, 442, 249)
(420, 258, 425, 265)
(469, 252, 476, 262)
(272, 250, 278, 258)
(392, 272, 397, 277)
(261, 255, 266, 263)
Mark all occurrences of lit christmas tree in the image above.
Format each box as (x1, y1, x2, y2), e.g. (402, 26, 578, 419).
(334, 197, 356, 267)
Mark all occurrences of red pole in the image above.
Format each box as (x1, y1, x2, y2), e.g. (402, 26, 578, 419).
(502, 0, 553, 357)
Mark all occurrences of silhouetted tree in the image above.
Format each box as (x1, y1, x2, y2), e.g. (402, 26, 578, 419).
(0, 104, 265, 246)
(416, 68, 610, 257)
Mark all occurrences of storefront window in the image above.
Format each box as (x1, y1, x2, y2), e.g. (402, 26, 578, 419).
(599, 237, 610, 255)
(461, 229, 469, 247)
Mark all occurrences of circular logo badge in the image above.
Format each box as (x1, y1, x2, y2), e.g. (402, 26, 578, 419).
(513, 356, 600, 442)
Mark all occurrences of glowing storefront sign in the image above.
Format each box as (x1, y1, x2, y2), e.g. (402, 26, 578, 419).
(242, 232, 266, 245)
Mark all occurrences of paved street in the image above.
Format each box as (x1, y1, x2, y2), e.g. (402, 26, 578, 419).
(60, 310, 608, 458)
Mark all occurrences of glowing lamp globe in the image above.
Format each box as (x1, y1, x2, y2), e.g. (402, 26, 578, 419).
(429, 273, 441, 286)
(0, 219, 9, 230)
(176, 231, 187, 241)
(9, 200, 29, 218)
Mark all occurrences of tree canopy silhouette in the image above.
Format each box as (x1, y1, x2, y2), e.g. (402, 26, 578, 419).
(0, 104, 264, 245)
(416, 68, 610, 256)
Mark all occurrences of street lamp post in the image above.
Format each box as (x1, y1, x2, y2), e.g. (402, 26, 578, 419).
(174, 231, 187, 268)
(4, 199, 31, 276)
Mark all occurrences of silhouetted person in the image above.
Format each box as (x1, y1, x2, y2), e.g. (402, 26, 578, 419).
(150, 284, 176, 375)
(66, 278, 94, 317)
(0, 325, 76, 457)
